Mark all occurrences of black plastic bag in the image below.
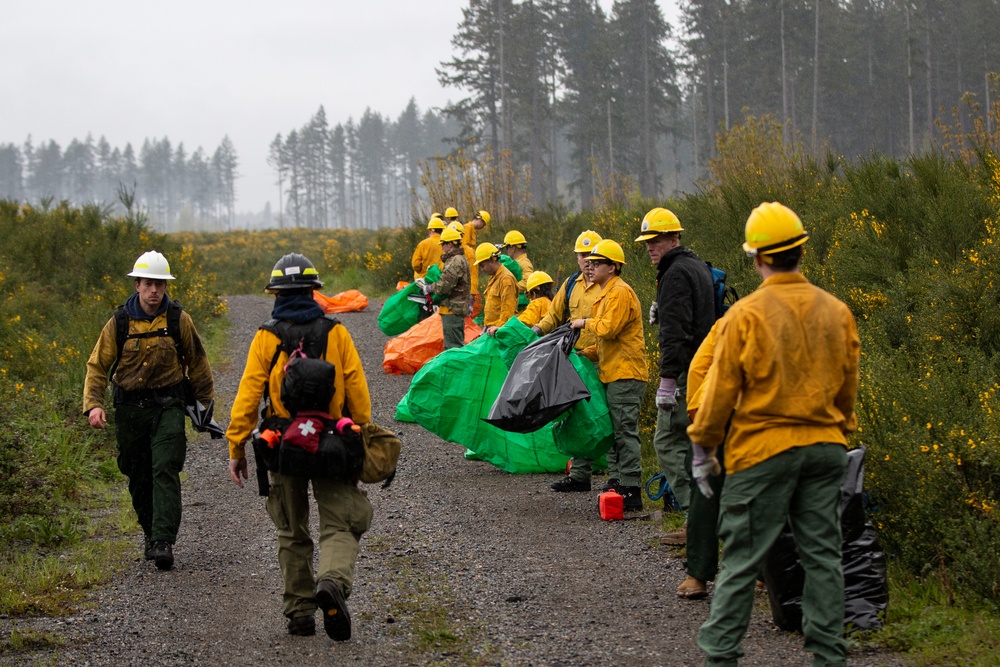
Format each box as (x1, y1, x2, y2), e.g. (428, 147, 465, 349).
(484, 325, 591, 433)
(763, 446, 889, 633)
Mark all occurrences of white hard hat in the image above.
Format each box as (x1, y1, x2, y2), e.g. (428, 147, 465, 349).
(128, 251, 175, 280)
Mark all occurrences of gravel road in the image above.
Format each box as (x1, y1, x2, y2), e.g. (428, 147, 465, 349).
(5, 295, 904, 666)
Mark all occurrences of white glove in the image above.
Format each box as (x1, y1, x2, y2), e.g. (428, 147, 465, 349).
(691, 444, 721, 498)
(649, 301, 659, 325)
(655, 377, 678, 411)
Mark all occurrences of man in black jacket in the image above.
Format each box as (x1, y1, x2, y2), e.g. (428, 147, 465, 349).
(635, 208, 716, 541)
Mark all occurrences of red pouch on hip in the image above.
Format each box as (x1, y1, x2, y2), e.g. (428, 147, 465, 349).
(599, 490, 624, 521)
(281, 411, 331, 454)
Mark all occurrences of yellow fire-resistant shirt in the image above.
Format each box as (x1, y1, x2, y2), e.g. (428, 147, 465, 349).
(687, 272, 860, 474)
(463, 244, 480, 293)
(482, 264, 518, 327)
(536, 272, 600, 351)
(411, 236, 443, 280)
(226, 321, 372, 460)
(516, 296, 552, 327)
(581, 276, 647, 384)
(463, 223, 477, 249)
(83, 306, 214, 413)
(514, 254, 534, 293)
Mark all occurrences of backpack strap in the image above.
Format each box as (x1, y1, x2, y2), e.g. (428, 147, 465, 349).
(560, 271, 582, 325)
(108, 300, 185, 379)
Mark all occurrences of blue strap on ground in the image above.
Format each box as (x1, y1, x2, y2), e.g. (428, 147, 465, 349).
(644, 472, 680, 510)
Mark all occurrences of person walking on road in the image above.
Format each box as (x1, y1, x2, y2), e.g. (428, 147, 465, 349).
(688, 202, 860, 667)
(635, 207, 716, 543)
(226, 253, 375, 641)
(430, 226, 472, 350)
(570, 240, 648, 511)
(83, 250, 215, 571)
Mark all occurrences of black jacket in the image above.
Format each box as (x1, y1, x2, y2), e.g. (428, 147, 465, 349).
(656, 246, 716, 379)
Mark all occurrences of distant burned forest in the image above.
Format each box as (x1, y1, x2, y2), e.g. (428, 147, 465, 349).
(2, 0, 998, 230)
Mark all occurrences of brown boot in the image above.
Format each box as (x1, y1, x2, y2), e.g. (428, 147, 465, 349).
(660, 524, 687, 546)
(677, 576, 708, 600)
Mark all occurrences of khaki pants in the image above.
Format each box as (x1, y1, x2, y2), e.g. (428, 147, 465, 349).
(265, 474, 373, 618)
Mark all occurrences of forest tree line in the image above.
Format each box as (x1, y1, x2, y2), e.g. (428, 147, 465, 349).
(2, 0, 998, 230)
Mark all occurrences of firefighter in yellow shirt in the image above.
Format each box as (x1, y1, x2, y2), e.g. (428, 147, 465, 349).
(689, 203, 859, 667)
(500, 230, 534, 294)
(516, 271, 554, 327)
(475, 242, 518, 335)
(570, 240, 647, 511)
(411, 214, 444, 279)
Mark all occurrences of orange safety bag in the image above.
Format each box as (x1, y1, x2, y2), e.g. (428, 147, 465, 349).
(599, 490, 624, 521)
(382, 313, 481, 375)
(313, 289, 369, 314)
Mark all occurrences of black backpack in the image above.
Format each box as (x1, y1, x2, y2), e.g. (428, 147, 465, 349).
(260, 315, 340, 415)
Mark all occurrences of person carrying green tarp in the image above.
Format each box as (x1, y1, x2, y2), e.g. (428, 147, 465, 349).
(396, 317, 613, 473)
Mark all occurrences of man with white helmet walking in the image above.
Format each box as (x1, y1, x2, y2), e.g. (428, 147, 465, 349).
(83, 251, 215, 571)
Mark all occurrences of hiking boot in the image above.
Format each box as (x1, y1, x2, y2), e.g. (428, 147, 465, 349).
(287, 614, 316, 636)
(660, 524, 687, 546)
(677, 576, 709, 600)
(150, 541, 173, 570)
(550, 476, 590, 492)
(316, 579, 351, 641)
(143, 536, 154, 561)
(602, 478, 620, 492)
(620, 486, 643, 511)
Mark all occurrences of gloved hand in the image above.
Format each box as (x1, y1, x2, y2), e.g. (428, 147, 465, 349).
(691, 444, 721, 498)
(530, 325, 543, 336)
(416, 279, 432, 295)
(649, 301, 659, 325)
(655, 377, 678, 411)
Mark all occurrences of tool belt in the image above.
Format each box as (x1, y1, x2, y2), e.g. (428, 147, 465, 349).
(113, 382, 185, 408)
(251, 415, 364, 496)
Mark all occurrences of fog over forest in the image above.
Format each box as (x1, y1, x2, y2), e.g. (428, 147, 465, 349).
(2, 0, 997, 231)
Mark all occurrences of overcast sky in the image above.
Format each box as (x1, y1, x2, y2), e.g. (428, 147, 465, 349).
(3, 0, 681, 215)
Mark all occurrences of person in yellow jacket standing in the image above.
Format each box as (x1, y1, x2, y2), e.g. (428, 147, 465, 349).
(83, 251, 215, 571)
(536, 230, 604, 492)
(226, 253, 374, 642)
(475, 242, 518, 336)
(411, 214, 444, 279)
(689, 203, 859, 667)
(516, 271, 554, 326)
(570, 240, 648, 511)
(500, 229, 534, 294)
(465, 209, 489, 249)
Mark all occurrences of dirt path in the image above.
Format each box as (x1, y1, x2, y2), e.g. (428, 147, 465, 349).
(6, 295, 903, 666)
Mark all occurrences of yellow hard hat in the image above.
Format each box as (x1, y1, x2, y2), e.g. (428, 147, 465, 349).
(128, 250, 175, 280)
(743, 202, 809, 256)
(635, 207, 683, 241)
(427, 215, 445, 230)
(476, 210, 491, 224)
(502, 230, 527, 247)
(589, 239, 626, 265)
(448, 221, 465, 233)
(526, 270, 554, 293)
(439, 226, 463, 244)
(474, 242, 500, 265)
(574, 230, 602, 253)
(444, 206, 459, 219)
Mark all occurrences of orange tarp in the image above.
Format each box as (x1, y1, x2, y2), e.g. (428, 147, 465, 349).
(382, 313, 482, 375)
(314, 289, 369, 314)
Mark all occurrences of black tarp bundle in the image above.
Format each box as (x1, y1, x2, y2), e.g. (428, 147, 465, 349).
(484, 325, 591, 433)
(763, 446, 889, 633)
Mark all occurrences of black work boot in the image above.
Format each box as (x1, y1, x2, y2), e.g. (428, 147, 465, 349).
(550, 476, 591, 492)
(150, 541, 174, 570)
(620, 486, 643, 511)
(287, 614, 316, 636)
(316, 579, 351, 641)
(602, 478, 620, 492)
(143, 536, 154, 561)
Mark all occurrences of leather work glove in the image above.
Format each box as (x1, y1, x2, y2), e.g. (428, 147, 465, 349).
(691, 444, 721, 499)
(649, 301, 659, 325)
(655, 377, 678, 411)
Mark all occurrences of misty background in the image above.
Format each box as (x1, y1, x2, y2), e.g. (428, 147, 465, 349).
(2, 0, 997, 231)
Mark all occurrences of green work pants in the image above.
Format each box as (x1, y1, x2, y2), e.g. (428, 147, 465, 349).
(653, 372, 692, 515)
(686, 443, 725, 582)
(115, 398, 187, 544)
(441, 313, 465, 350)
(265, 473, 373, 619)
(604, 379, 646, 487)
(698, 443, 848, 667)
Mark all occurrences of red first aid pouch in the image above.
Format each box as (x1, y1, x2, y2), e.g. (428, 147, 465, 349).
(281, 411, 332, 454)
(599, 490, 624, 521)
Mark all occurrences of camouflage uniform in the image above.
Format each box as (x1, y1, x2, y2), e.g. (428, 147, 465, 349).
(432, 251, 471, 349)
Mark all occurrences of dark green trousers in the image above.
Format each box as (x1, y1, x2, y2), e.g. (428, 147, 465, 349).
(698, 443, 848, 667)
(115, 398, 187, 544)
(441, 313, 465, 349)
(686, 444, 725, 582)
